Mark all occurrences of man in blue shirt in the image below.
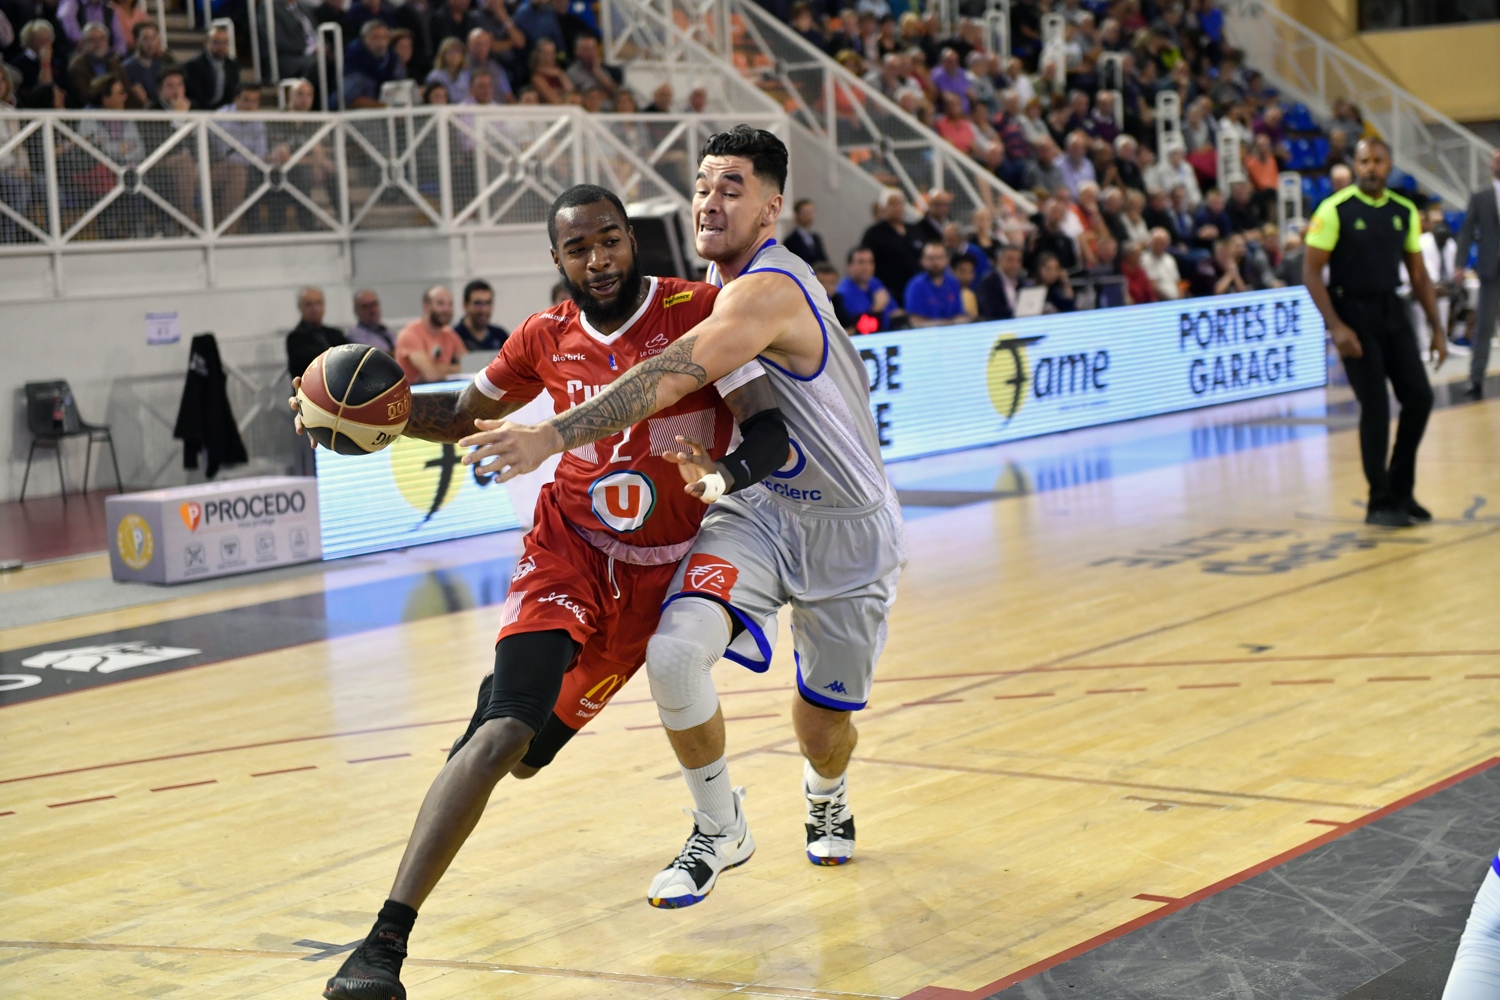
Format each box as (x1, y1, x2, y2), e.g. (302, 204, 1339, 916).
(513, 0, 565, 54)
(835, 246, 893, 333)
(904, 242, 966, 327)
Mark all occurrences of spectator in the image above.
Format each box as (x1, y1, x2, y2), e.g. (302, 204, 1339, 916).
(314, 0, 349, 31)
(914, 187, 952, 245)
(683, 85, 708, 113)
(57, 0, 122, 57)
(993, 90, 1033, 163)
(935, 90, 974, 154)
(1324, 129, 1353, 172)
(1192, 187, 1233, 249)
(183, 24, 238, 111)
(1453, 147, 1500, 399)
(286, 286, 349, 378)
(1244, 133, 1279, 210)
(395, 285, 466, 383)
(392, 0, 435, 80)
(1276, 227, 1305, 287)
(121, 20, 167, 105)
(1253, 103, 1286, 148)
(1098, 185, 1129, 245)
(66, 21, 122, 107)
(1236, 231, 1281, 289)
(976, 244, 1026, 320)
(1167, 185, 1197, 246)
(390, 28, 415, 79)
(1226, 180, 1261, 232)
(425, 36, 469, 102)
(346, 0, 396, 36)
(1326, 98, 1363, 147)
(1018, 95, 1050, 149)
(1114, 134, 1145, 192)
(347, 288, 396, 352)
(344, 20, 405, 108)
(861, 188, 924, 300)
(429, 0, 479, 51)
(15, 20, 67, 108)
(453, 278, 508, 351)
(836, 246, 893, 333)
(1058, 130, 1096, 198)
(1142, 186, 1174, 236)
(904, 241, 965, 326)
(812, 261, 854, 331)
(465, 27, 510, 102)
(1141, 227, 1182, 300)
(528, 37, 573, 104)
(1181, 97, 1216, 153)
(1023, 137, 1065, 196)
(423, 80, 447, 103)
(1087, 92, 1118, 143)
(140, 66, 197, 225)
(1329, 162, 1353, 192)
(642, 80, 672, 113)
(1119, 242, 1156, 304)
(1120, 188, 1150, 245)
(1147, 142, 1201, 207)
(1036, 251, 1076, 312)
(513, 0, 566, 55)
(1026, 196, 1079, 276)
(0, 70, 32, 238)
(472, 0, 525, 68)
(1088, 237, 1126, 307)
(1208, 237, 1246, 295)
(460, 65, 493, 104)
(951, 253, 980, 322)
(928, 46, 967, 112)
(565, 34, 618, 100)
(941, 221, 990, 281)
(784, 197, 828, 265)
(267, 0, 323, 90)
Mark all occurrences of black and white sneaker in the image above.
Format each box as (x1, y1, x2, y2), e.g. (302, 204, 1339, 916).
(647, 787, 754, 908)
(1400, 498, 1434, 523)
(804, 763, 855, 866)
(323, 927, 408, 1000)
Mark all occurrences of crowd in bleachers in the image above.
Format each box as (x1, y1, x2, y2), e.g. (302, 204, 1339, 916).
(770, 0, 1465, 323)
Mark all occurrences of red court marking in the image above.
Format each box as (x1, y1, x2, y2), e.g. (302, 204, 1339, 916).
(1468, 674, 1500, 679)
(1306, 819, 1345, 827)
(996, 692, 1056, 700)
(0, 810, 15, 817)
(1052, 649, 1500, 671)
(47, 795, 116, 808)
(903, 699, 964, 706)
(898, 756, 1500, 999)
(150, 780, 218, 792)
(1086, 688, 1145, 695)
(1368, 676, 1430, 682)
(625, 724, 663, 731)
(347, 754, 411, 764)
(250, 766, 317, 778)
(1179, 683, 1240, 689)
(722, 713, 780, 722)
(1133, 894, 1178, 904)
(0, 717, 469, 787)
(1271, 679, 1334, 685)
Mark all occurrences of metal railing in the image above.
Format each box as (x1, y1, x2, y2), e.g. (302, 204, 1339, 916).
(610, 0, 1035, 228)
(0, 106, 783, 289)
(1223, 0, 1494, 208)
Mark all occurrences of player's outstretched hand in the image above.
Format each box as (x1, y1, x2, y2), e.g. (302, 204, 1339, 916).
(459, 418, 563, 482)
(664, 435, 728, 501)
(287, 376, 316, 449)
(1429, 327, 1449, 367)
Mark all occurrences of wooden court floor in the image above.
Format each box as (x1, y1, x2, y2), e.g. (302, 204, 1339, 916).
(3, 397, 1499, 1000)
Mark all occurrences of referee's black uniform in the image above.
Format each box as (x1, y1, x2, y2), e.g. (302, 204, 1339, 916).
(1305, 184, 1434, 523)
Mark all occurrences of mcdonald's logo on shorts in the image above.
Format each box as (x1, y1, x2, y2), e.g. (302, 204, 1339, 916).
(577, 673, 623, 716)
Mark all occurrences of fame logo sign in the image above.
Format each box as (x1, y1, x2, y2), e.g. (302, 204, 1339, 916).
(682, 555, 738, 600)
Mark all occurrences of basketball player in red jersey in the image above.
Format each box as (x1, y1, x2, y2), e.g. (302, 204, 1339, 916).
(301, 185, 790, 1000)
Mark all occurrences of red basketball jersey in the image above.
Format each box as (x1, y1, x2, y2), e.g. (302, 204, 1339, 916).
(475, 276, 730, 561)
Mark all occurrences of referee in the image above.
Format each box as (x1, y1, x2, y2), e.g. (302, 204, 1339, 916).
(1304, 137, 1447, 527)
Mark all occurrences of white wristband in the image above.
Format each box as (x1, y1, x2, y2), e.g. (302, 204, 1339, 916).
(698, 470, 727, 503)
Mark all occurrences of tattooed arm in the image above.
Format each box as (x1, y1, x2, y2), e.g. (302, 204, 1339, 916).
(289, 378, 526, 446)
(458, 272, 823, 480)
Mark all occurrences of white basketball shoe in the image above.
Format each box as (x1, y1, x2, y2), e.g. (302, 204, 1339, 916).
(804, 764, 855, 865)
(647, 786, 755, 909)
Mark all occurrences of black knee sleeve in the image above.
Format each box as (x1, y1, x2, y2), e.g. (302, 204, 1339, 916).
(518, 713, 580, 771)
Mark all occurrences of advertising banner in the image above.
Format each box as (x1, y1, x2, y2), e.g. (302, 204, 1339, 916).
(855, 287, 1326, 462)
(106, 476, 321, 584)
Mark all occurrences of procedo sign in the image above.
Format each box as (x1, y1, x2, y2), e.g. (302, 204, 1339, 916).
(106, 476, 322, 584)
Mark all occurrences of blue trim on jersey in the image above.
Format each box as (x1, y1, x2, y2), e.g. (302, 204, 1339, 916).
(744, 267, 831, 383)
(659, 591, 772, 672)
(794, 653, 867, 711)
(1493, 853, 1500, 878)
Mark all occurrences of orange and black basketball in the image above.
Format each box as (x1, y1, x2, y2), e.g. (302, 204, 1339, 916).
(296, 344, 411, 455)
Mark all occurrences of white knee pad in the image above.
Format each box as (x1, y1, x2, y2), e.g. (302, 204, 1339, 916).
(647, 598, 729, 732)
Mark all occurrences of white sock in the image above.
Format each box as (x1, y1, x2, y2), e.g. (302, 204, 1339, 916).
(681, 755, 737, 830)
(804, 758, 844, 795)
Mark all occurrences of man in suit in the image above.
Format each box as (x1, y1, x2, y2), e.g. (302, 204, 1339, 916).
(286, 286, 349, 378)
(1454, 147, 1500, 400)
(976, 244, 1026, 320)
(183, 24, 239, 109)
(265, 0, 322, 89)
(783, 198, 828, 265)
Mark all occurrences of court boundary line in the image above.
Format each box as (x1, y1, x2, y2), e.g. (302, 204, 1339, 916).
(897, 755, 1500, 1000)
(0, 939, 898, 1000)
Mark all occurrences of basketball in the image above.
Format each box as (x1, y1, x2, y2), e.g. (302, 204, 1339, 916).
(296, 343, 411, 455)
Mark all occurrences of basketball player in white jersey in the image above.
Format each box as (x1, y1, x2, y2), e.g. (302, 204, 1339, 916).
(1444, 850, 1500, 998)
(461, 126, 907, 908)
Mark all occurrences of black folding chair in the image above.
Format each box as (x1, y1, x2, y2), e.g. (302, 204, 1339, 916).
(20, 380, 123, 502)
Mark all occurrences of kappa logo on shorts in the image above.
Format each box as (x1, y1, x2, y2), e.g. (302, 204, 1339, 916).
(682, 554, 739, 600)
(512, 556, 537, 581)
(823, 680, 848, 694)
(589, 470, 657, 532)
(538, 591, 589, 624)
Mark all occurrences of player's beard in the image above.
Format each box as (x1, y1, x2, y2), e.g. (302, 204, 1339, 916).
(564, 264, 645, 328)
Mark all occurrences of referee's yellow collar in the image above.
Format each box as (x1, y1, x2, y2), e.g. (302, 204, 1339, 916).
(1344, 185, 1395, 207)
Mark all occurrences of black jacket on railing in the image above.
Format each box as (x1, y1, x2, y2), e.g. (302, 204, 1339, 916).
(173, 333, 248, 478)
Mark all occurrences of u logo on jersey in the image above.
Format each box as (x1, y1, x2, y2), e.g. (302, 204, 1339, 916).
(589, 470, 657, 532)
